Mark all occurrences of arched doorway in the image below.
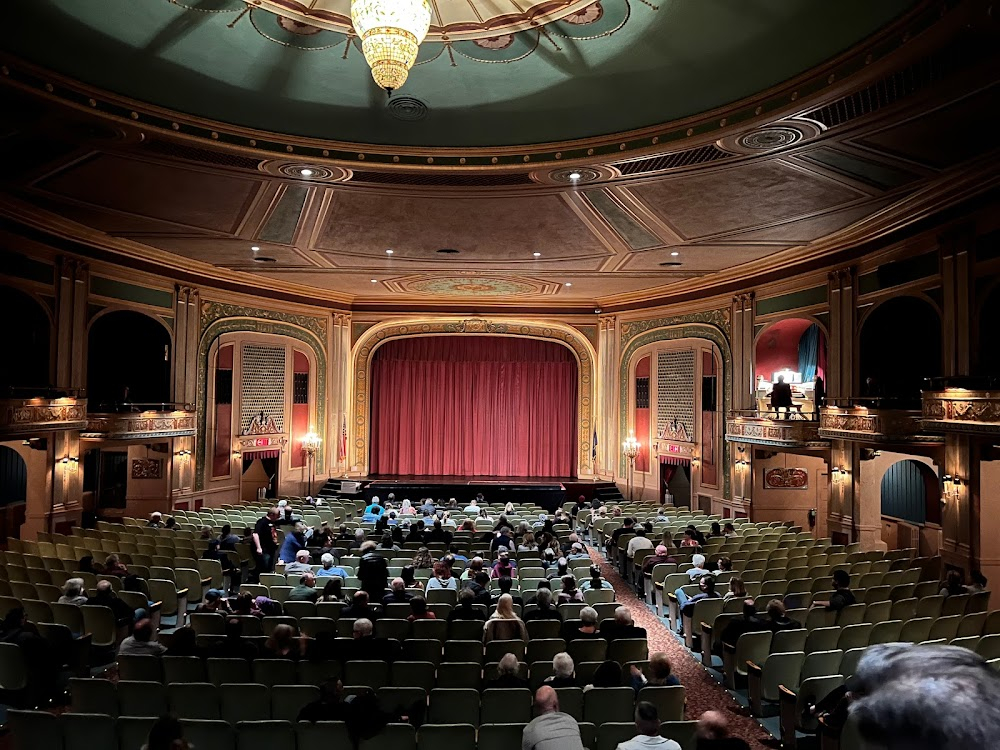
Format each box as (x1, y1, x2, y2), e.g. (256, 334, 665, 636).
(0, 445, 28, 539)
(0, 287, 50, 391)
(754, 318, 827, 416)
(859, 297, 941, 402)
(880, 459, 941, 550)
(88, 311, 171, 407)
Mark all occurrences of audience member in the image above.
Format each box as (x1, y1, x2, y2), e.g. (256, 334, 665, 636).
(119, 618, 166, 656)
(630, 652, 679, 690)
(580, 565, 613, 591)
(713, 557, 733, 575)
(487, 652, 528, 689)
(602, 606, 647, 641)
(967, 570, 989, 594)
(342, 590, 380, 621)
(607, 517, 635, 556)
(197, 588, 233, 615)
(522, 686, 585, 750)
(284, 548, 313, 576)
(484, 593, 528, 643)
(426, 561, 458, 593)
(765, 599, 801, 631)
(676, 575, 721, 633)
(165, 626, 200, 657)
(298, 679, 350, 722)
(586, 660, 623, 690)
(263, 623, 304, 659)
(720, 600, 769, 648)
(559, 574, 585, 604)
(524, 587, 561, 622)
(563, 606, 603, 641)
(103, 553, 129, 576)
(685, 554, 708, 580)
(321, 576, 345, 602)
(940, 569, 966, 598)
(383, 577, 414, 606)
(813, 569, 855, 611)
(87, 579, 136, 627)
(412, 547, 435, 570)
(202, 539, 242, 594)
(278, 521, 308, 564)
(694, 710, 750, 750)
(317, 553, 348, 578)
(407, 596, 435, 621)
(357, 541, 389, 597)
(449, 588, 487, 621)
(616, 702, 681, 750)
(58, 578, 88, 605)
(347, 617, 401, 662)
(490, 550, 516, 579)
(518, 532, 539, 553)
(206, 617, 258, 660)
(643, 545, 677, 573)
(251, 507, 280, 580)
(627, 526, 654, 560)
(543, 651, 578, 688)
(143, 715, 191, 750)
(722, 576, 746, 603)
(288, 573, 319, 602)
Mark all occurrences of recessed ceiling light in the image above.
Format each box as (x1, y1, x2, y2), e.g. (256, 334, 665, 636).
(300, 168, 314, 176)
(594, 308, 602, 314)
(253, 256, 277, 263)
(251, 245, 260, 252)
(436, 248, 460, 254)
(670, 251, 680, 256)
(370, 279, 378, 283)
(565, 283, 572, 287)
(568, 172, 581, 180)
(659, 261, 683, 267)
(533, 252, 541, 257)
(386, 249, 394, 255)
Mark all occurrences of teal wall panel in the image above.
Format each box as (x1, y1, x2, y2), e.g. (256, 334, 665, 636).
(880, 459, 928, 525)
(756, 286, 827, 316)
(91, 276, 173, 309)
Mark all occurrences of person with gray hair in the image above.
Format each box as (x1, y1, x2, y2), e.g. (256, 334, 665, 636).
(543, 652, 577, 687)
(59, 578, 88, 605)
(563, 606, 602, 641)
(524, 587, 561, 622)
(837, 643, 1000, 750)
(602, 606, 647, 641)
(522, 686, 584, 750)
(317, 553, 348, 579)
(284, 549, 313, 576)
(487, 652, 528, 689)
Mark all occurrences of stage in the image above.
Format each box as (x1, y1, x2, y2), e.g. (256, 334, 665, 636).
(321, 476, 622, 513)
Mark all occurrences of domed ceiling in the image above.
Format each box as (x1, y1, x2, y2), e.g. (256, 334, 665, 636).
(3, 0, 915, 147)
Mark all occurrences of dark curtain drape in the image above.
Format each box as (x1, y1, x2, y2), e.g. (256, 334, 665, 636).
(797, 324, 826, 382)
(370, 336, 578, 477)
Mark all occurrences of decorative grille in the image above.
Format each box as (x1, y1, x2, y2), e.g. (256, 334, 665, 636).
(656, 350, 695, 439)
(241, 344, 285, 434)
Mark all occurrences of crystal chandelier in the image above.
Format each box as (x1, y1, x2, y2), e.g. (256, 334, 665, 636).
(351, 0, 432, 93)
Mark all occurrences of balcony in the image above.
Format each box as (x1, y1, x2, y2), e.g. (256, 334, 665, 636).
(82, 403, 196, 440)
(0, 388, 88, 436)
(819, 398, 942, 444)
(921, 377, 1000, 436)
(725, 410, 827, 449)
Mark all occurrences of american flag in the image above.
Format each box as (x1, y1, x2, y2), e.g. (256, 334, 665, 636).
(339, 414, 348, 461)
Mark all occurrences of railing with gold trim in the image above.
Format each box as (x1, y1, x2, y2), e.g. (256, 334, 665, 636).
(0, 389, 88, 435)
(921, 378, 1000, 435)
(82, 403, 196, 440)
(725, 410, 827, 449)
(819, 398, 940, 443)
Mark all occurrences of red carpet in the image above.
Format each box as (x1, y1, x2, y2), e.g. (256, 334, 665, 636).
(588, 547, 773, 749)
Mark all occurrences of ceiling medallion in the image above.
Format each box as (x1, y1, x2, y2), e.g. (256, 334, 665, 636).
(717, 119, 824, 156)
(350, 0, 432, 92)
(387, 96, 429, 122)
(531, 165, 619, 186)
(259, 160, 353, 182)
(738, 127, 802, 150)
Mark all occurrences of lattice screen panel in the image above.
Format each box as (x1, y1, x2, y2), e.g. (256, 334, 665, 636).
(656, 350, 695, 438)
(241, 344, 286, 434)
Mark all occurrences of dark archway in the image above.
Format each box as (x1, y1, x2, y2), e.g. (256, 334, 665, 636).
(0, 287, 50, 391)
(977, 284, 1000, 377)
(859, 297, 942, 402)
(88, 311, 171, 407)
(880, 459, 940, 526)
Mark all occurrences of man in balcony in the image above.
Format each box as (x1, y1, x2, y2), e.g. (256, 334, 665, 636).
(769, 375, 794, 419)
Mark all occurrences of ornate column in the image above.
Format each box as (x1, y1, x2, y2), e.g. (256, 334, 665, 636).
(172, 286, 200, 499)
(730, 293, 755, 411)
(597, 315, 618, 479)
(330, 312, 352, 476)
(939, 225, 975, 377)
(826, 268, 857, 542)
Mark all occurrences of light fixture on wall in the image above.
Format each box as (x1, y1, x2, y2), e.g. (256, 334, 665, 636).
(60, 456, 79, 475)
(831, 466, 850, 483)
(941, 474, 962, 503)
(232, 449, 242, 460)
(302, 431, 323, 497)
(622, 433, 641, 503)
(175, 449, 192, 462)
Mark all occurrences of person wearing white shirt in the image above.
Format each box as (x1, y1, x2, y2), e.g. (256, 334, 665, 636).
(626, 527, 654, 559)
(615, 702, 680, 750)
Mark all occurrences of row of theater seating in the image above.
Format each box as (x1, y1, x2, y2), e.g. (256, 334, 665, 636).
(6, 712, 704, 750)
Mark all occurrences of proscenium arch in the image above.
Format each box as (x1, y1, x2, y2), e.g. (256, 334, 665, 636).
(195, 316, 328, 491)
(351, 318, 597, 477)
(619, 322, 732, 499)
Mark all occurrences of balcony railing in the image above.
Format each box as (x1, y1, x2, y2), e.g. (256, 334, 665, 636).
(0, 388, 88, 435)
(725, 410, 827, 449)
(819, 398, 941, 443)
(921, 378, 1000, 435)
(82, 404, 196, 440)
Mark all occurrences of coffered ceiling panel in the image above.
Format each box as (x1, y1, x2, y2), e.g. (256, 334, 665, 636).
(629, 160, 867, 240)
(314, 191, 612, 261)
(35, 154, 261, 234)
(618, 245, 789, 272)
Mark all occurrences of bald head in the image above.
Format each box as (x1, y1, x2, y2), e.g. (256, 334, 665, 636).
(96, 580, 112, 594)
(534, 685, 559, 715)
(391, 577, 405, 592)
(696, 710, 729, 740)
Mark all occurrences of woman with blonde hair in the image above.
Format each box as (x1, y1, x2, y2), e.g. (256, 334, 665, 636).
(400, 499, 416, 516)
(412, 547, 434, 569)
(483, 593, 528, 643)
(518, 531, 538, 553)
(724, 575, 747, 602)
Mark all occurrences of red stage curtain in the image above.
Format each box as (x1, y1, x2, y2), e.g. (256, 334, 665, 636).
(370, 336, 578, 477)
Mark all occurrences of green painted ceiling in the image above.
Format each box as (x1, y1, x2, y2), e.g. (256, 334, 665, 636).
(3, 0, 915, 148)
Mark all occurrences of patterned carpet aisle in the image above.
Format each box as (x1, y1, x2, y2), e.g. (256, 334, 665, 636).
(587, 547, 773, 750)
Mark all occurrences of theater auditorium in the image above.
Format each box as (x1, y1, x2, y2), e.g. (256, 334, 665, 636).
(0, 1, 999, 748)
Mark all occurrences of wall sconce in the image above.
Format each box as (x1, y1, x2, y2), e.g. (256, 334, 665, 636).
(232, 449, 242, 460)
(941, 474, 962, 503)
(61, 456, 79, 474)
(831, 466, 850, 483)
(175, 449, 192, 462)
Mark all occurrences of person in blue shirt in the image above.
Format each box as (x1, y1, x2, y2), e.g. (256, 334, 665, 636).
(278, 522, 308, 564)
(316, 553, 349, 579)
(363, 496, 385, 522)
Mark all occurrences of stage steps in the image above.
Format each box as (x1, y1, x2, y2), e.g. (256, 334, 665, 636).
(591, 481, 626, 505)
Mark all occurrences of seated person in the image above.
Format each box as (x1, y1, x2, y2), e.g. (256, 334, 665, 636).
(812, 569, 855, 611)
(616, 702, 681, 750)
(579, 565, 614, 591)
(278, 522, 308, 564)
(196, 589, 233, 615)
(103, 553, 129, 577)
(765, 599, 801, 631)
(284, 549, 314, 576)
(562, 606, 604, 641)
(383, 577, 414, 606)
(363, 496, 385, 522)
(407, 596, 435, 622)
(720, 600, 769, 650)
(344, 617, 401, 662)
(543, 651, 578, 688)
(694, 710, 750, 750)
(206, 617, 258, 660)
(642, 545, 677, 573)
(685, 554, 709, 581)
(483, 594, 528, 643)
(523, 587, 562, 622)
(87, 579, 136, 628)
(486, 652, 528, 689)
(601, 607, 647, 641)
(490, 550, 517, 579)
(202, 539, 242, 595)
(676, 575, 721, 634)
(118, 618, 166, 657)
(712, 557, 733, 575)
(262, 623, 305, 659)
(448, 588, 487, 621)
(287, 573, 320, 602)
(558, 575, 585, 604)
(317, 552, 349, 578)
(58, 578, 88, 606)
(342, 590, 380, 621)
(491, 575, 523, 607)
(630, 652, 679, 690)
(298, 679, 351, 723)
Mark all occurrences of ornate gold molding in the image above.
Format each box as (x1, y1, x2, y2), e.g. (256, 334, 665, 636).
(725, 414, 827, 449)
(0, 398, 88, 435)
(82, 411, 196, 440)
(921, 390, 1000, 435)
(351, 317, 596, 475)
(818, 407, 941, 444)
